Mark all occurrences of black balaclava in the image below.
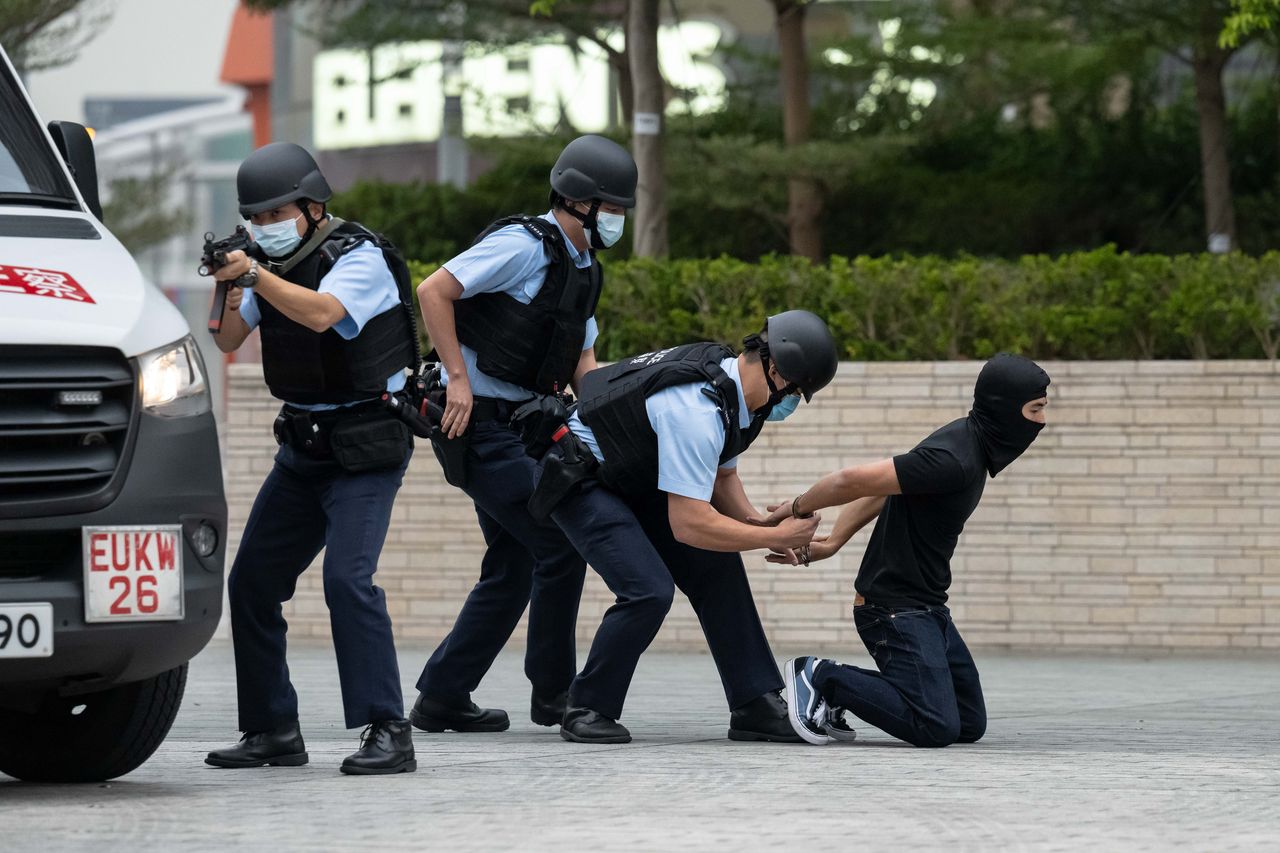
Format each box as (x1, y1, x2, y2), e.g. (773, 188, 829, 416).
(968, 353, 1051, 477)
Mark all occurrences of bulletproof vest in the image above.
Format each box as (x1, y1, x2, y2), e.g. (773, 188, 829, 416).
(577, 343, 767, 497)
(258, 221, 418, 405)
(453, 215, 603, 395)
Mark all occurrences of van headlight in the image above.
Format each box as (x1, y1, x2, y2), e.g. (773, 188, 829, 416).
(137, 336, 211, 417)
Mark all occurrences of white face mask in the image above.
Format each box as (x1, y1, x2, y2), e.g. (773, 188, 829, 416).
(590, 211, 625, 248)
(250, 213, 304, 257)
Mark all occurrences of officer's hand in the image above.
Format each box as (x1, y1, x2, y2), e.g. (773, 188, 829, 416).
(442, 377, 474, 439)
(766, 535, 834, 566)
(771, 513, 821, 551)
(751, 501, 794, 527)
(765, 546, 800, 566)
(225, 284, 245, 312)
(213, 250, 251, 281)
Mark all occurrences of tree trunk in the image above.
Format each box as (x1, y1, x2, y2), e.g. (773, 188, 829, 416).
(775, 0, 822, 260)
(1191, 24, 1236, 252)
(628, 0, 668, 258)
(611, 51, 635, 131)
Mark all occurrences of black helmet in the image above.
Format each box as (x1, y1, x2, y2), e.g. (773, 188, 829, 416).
(237, 142, 333, 218)
(752, 310, 839, 402)
(550, 135, 637, 208)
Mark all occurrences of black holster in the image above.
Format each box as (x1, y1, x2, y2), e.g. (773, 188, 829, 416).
(381, 368, 471, 488)
(528, 431, 597, 522)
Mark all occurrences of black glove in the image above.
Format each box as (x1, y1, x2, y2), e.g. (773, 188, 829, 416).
(510, 394, 571, 460)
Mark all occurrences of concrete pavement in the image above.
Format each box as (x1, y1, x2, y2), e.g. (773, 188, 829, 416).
(2, 641, 1279, 851)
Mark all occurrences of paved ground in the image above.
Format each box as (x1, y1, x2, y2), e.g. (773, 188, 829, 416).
(2, 641, 1278, 851)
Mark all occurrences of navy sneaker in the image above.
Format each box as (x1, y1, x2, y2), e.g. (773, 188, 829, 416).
(817, 699, 858, 743)
(783, 657, 832, 745)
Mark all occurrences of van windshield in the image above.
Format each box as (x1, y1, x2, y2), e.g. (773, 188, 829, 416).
(0, 62, 78, 208)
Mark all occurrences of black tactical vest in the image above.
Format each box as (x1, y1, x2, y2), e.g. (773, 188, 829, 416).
(577, 343, 767, 497)
(258, 221, 418, 405)
(453, 215, 603, 395)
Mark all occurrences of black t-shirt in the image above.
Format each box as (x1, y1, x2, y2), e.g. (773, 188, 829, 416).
(854, 418, 988, 607)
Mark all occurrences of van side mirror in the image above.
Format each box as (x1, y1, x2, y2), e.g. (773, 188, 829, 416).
(47, 121, 102, 220)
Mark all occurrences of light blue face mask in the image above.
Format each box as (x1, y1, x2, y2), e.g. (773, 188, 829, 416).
(590, 211, 625, 248)
(766, 393, 801, 422)
(250, 213, 304, 258)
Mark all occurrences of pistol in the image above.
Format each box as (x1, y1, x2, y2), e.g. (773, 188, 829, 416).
(198, 226, 263, 334)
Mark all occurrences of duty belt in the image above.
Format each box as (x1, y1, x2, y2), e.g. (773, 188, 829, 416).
(470, 395, 528, 424)
(273, 399, 383, 453)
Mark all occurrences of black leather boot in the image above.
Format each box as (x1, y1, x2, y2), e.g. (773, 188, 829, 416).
(727, 690, 804, 743)
(340, 719, 417, 775)
(560, 707, 631, 744)
(410, 693, 510, 733)
(205, 720, 309, 768)
(531, 690, 568, 727)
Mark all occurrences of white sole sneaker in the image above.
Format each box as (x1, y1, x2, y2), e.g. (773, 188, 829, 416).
(782, 657, 832, 746)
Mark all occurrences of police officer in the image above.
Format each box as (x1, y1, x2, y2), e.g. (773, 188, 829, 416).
(410, 135, 638, 732)
(204, 143, 418, 775)
(537, 311, 840, 743)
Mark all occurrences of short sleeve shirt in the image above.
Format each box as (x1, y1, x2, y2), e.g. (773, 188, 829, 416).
(239, 239, 407, 410)
(440, 210, 598, 401)
(569, 357, 751, 501)
(854, 417, 989, 607)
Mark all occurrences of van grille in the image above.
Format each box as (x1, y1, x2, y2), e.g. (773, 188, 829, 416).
(0, 346, 136, 516)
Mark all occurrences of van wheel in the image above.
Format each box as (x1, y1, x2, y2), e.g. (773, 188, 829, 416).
(0, 663, 187, 783)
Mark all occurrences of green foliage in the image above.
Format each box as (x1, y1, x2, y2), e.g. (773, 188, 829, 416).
(0, 0, 111, 72)
(580, 248, 1280, 361)
(1221, 0, 1280, 45)
(101, 167, 191, 255)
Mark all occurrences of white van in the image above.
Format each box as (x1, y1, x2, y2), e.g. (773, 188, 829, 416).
(0, 46, 226, 781)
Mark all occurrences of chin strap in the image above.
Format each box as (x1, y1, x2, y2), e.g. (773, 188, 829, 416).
(560, 198, 605, 250)
(743, 332, 796, 409)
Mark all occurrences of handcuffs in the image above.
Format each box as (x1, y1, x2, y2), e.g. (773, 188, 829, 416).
(791, 493, 814, 566)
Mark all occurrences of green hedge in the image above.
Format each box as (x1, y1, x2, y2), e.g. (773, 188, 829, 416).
(409, 247, 1280, 362)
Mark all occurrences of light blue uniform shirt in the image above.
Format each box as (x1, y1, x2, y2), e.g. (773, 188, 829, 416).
(240, 239, 407, 410)
(569, 357, 753, 502)
(441, 210, 599, 401)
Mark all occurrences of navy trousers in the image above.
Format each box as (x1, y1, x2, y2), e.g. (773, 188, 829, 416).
(549, 476, 783, 721)
(229, 443, 409, 731)
(813, 603, 987, 748)
(417, 421, 586, 705)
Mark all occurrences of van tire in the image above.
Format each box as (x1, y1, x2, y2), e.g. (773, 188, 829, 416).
(0, 663, 187, 783)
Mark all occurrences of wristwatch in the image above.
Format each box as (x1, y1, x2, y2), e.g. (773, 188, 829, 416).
(237, 258, 259, 289)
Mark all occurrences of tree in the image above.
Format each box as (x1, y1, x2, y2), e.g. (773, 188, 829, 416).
(0, 0, 111, 73)
(101, 166, 191, 255)
(628, 0, 667, 257)
(1054, 0, 1251, 252)
(772, 0, 822, 260)
(1221, 0, 1280, 45)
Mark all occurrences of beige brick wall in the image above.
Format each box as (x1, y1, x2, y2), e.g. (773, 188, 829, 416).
(223, 360, 1280, 654)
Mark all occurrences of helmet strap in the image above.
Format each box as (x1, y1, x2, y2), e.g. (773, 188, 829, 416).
(560, 199, 605, 250)
(744, 333, 796, 407)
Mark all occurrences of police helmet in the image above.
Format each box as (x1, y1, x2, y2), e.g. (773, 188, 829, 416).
(550, 135, 638, 208)
(757, 310, 839, 402)
(237, 142, 333, 218)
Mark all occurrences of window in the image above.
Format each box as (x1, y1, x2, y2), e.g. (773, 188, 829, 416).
(0, 66, 77, 202)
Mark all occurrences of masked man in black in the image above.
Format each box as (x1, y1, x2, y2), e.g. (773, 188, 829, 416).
(760, 354, 1050, 748)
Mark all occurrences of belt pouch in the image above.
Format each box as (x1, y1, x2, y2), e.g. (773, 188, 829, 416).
(329, 412, 412, 473)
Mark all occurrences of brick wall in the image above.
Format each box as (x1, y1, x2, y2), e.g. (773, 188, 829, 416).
(222, 360, 1280, 654)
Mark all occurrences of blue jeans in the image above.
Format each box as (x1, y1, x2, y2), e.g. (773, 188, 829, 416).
(229, 443, 409, 731)
(417, 421, 586, 704)
(813, 603, 987, 748)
